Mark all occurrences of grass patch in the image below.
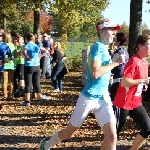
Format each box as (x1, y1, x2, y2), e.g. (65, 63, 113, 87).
(65, 42, 92, 56)
(146, 56, 150, 64)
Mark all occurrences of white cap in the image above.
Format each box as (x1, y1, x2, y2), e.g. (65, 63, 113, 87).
(96, 19, 121, 31)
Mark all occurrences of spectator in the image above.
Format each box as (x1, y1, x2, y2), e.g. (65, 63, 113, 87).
(11, 30, 19, 43)
(3, 32, 15, 100)
(49, 37, 54, 57)
(113, 34, 150, 150)
(13, 35, 25, 97)
(51, 42, 65, 92)
(0, 32, 12, 100)
(35, 33, 43, 48)
(34, 33, 43, 99)
(22, 32, 47, 106)
(40, 33, 51, 79)
(34, 33, 49, 99)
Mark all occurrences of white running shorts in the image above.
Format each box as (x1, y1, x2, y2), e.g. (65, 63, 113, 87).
(70, 93, 116, 128)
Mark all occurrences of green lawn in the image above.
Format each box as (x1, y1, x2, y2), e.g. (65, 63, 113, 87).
(147, 56, 150, 65)
(65, 42, 93, 57)
(65, 42, 150, 66)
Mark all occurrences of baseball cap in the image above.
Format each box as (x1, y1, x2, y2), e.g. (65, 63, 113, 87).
(96, 19, 121, 31)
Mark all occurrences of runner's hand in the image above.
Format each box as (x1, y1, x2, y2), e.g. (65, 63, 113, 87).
(141, 78, 149, 85)
(139, 78, 149, 85)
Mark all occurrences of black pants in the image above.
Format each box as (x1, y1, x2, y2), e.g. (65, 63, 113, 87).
(24, 66, 41, 93)
(113, 105, 150, 138)
(109, 82, 120, 101)
(13, 64, 24, 91)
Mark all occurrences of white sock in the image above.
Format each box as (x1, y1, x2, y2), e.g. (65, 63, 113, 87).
(44, 131, 62, 150)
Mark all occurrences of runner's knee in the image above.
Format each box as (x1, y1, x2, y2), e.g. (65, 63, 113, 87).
(106, 132, 117, 144)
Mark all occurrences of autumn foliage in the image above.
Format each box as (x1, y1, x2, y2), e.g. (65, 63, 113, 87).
(25, 11, 54, 33)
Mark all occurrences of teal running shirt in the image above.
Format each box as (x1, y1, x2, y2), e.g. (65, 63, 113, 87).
(81, 41, 112, 100)
(25, 43, 40, 66)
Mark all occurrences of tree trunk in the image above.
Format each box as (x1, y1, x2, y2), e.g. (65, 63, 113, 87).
(3, 14, 6, 32)
(34, 9, 40, 34)
(128, 0, 143, 57)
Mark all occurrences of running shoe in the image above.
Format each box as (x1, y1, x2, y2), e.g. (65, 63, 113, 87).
(53, 89, 60, 92)
(39, 139, 47, 150)
(21, 101, 30, 106)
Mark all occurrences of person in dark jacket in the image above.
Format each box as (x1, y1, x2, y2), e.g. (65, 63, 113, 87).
(109, 32, 129, 101)
(51, 42, 65, 93)
(108, 42, 117, 58)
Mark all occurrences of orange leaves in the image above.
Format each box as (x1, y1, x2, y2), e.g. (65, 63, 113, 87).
(0, 72, 150, 149)
(25, 11, 53, 33)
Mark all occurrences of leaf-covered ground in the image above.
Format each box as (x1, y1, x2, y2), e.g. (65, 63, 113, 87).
(0, 72, 150, 150)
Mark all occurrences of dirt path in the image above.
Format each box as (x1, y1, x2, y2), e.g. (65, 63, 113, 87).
(0, 72, 150, 150)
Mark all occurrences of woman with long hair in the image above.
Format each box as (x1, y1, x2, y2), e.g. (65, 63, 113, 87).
(51, 42, 65, 93)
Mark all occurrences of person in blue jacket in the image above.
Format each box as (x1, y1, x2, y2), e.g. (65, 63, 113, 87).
(0, 31, 12, 107)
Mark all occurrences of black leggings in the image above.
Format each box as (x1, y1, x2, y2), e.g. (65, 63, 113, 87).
(13, 64, 24, 91)
(113, 105, 150, 138)
(24, 66, 41, 93)
(109, 82, 119, 101)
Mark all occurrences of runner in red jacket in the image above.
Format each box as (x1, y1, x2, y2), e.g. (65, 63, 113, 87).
(113, 34, 150, 150)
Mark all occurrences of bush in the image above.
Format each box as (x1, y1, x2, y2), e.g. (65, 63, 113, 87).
(66, 55, 82, 72)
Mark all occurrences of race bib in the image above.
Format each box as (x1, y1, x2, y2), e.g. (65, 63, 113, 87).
(135, 83, 143, 96)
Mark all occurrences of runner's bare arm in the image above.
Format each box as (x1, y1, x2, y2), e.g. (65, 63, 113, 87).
(91, 60, 119, 79)
(23, 46, 31, 60)
(121, 76, 149, 87)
